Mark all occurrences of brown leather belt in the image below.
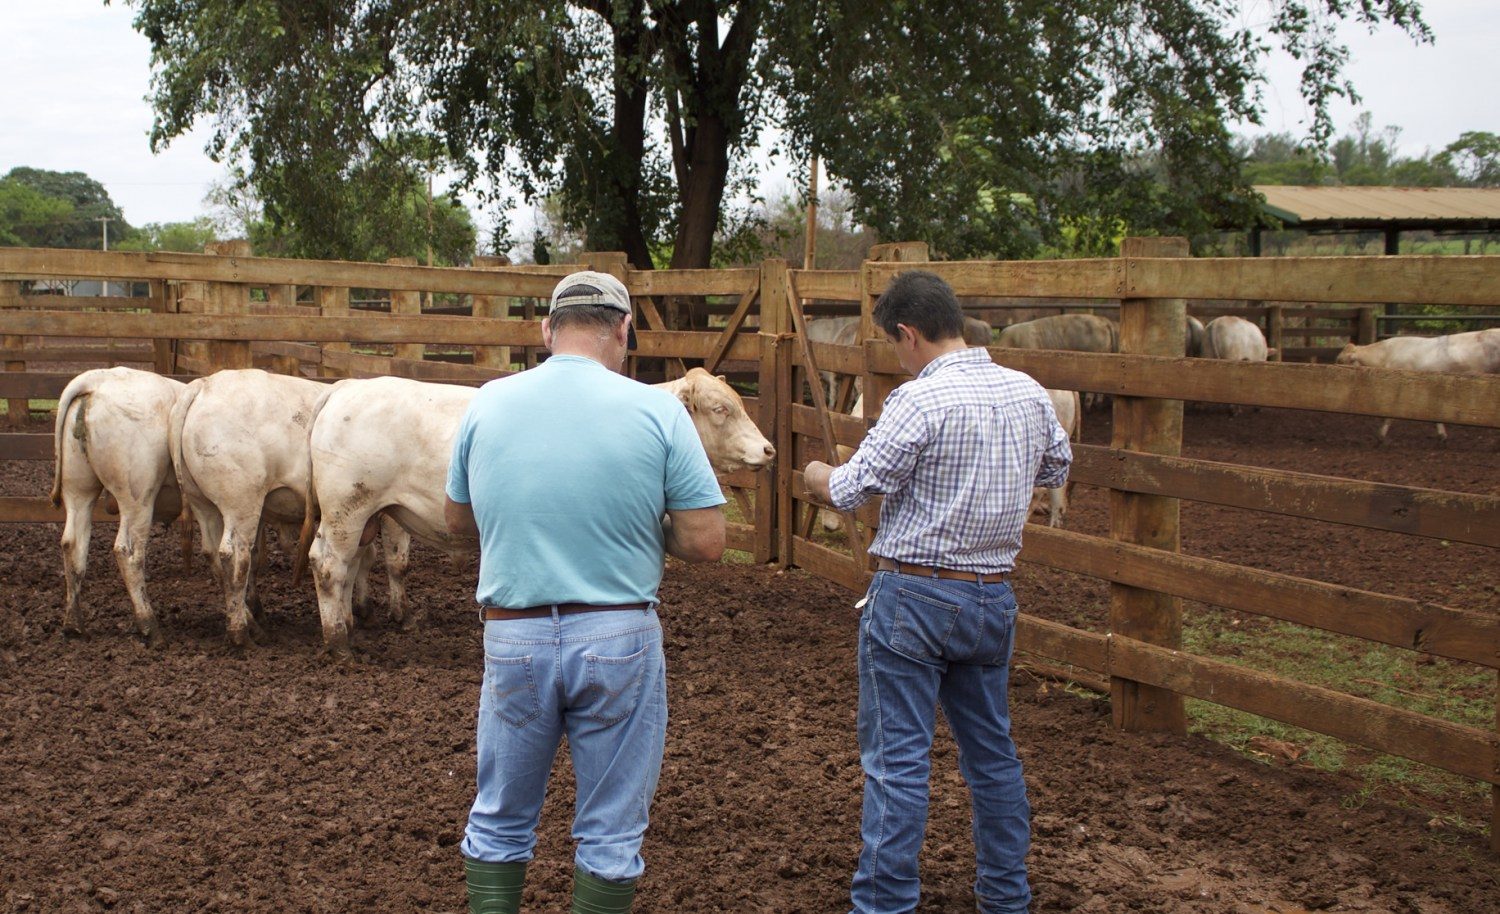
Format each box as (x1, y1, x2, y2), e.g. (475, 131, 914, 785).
(876, 558, 1008, 585)
(483, 602, 651, 622)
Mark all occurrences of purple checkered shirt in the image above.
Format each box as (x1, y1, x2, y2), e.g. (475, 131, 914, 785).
(828, 347, 1072, 573)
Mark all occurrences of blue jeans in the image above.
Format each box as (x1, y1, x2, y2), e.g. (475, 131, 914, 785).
(851, 571, 1031, 914)
(461, 607, 667, 882)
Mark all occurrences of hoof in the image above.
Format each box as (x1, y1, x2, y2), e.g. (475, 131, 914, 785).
(139, 623, 164, 650)
(400, 616, 423, 633)
(62, 623, 86, 639)
(225, 625, 255, 652)
(320, 627, 352, 661)
(353, 600, 375, 624)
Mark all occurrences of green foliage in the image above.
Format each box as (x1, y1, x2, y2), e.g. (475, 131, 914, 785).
(124, 0, 1430, 266)
(1241, 115, 1498, 190)
(113, 217, 219, 253)
(0, 179, 76, 247)
(0, 167, 133, 248)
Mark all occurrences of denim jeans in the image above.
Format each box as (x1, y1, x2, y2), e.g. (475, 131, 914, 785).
(461, 607, 667, 882)
(850, 571, 1031, 914)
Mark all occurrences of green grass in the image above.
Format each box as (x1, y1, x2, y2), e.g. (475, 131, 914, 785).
(1182, 608, 1494, 825)
(0, 398, 57, 418)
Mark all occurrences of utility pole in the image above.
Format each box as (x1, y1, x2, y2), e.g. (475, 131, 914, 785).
(425, 173, 435, 310)
(97, 216, 111, 251)
(803, 157, 819, 270)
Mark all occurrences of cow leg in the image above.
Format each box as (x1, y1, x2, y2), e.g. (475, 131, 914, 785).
(59, 484, 102, 637)
(1435, 422, 1448, 443)
(309, 521, 363, 658)
(351, 542, 377, 624)
(218, 516, 263, 649)
(1377, 417, 1393, 445)
(1047, 486, 1066, 528)
(113, 500, 162, 647)
(381, 516, 416, 629)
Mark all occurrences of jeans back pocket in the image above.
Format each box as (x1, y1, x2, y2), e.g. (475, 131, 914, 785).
(486, 654, 543, 727)
(585, 643, 651, 726)
(890, 587, 961, 665)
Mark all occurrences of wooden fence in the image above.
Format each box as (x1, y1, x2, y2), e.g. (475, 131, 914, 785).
(1, 243, 1497, 852)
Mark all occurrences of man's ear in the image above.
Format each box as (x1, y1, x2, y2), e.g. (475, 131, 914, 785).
(541, 316, 553, 349)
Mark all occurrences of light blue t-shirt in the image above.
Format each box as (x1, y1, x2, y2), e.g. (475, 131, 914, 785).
(446, 355, 725, 609)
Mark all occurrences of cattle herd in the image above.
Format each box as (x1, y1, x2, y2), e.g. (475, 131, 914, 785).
(51, 365, 773, 657)
(47, 321, 1497, 654)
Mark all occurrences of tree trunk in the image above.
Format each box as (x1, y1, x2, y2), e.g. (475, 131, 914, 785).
(670, 111, 730, 271)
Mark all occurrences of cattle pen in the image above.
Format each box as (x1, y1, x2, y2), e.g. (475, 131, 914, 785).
(1, 241, 1498, 882)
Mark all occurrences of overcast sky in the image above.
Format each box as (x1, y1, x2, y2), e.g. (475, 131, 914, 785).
(1, 0, 1494, 237)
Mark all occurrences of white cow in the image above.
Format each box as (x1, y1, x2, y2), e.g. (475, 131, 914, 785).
(1202, 315, 1269, 362)
(997, 314, 1119, 353)
(1186, 316, 1206, 358)
(1030, 390, 1081, 527)
(301, 368, 775, 655)
(170, 369, 401, 648)
(1335, 328, 1500, 442)
(51, 367, 187, 645)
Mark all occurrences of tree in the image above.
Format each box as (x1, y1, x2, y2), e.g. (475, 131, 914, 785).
(113, 218, 219, 253)
(1, 167, 133, 249)
(1436, 132, 1500, 187)
(124, 0, 1430, 266)
(0, 179, 76, 247)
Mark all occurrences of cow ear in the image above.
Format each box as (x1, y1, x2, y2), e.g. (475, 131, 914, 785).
(716, 374, 727, 383)
(677, 386, 695, 412)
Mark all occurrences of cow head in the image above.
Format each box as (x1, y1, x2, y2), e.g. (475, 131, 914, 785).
(1334, 343, 1363, 366)
(670, 368, 776, 473)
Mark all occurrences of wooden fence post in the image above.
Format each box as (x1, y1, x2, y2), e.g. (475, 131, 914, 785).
(774, 333, 795, 569)
(205, 241, 253, 371)
(1357, 305, 1378, 345)
(317, 286, 350, 378)
(1266, 304, 1284, 361)
(388, 257, 424, 364)
(148, 280, 175, 376)
(472, 255, 512, 372)
(861, 242, 928, 420)
(758, 258, 790, 565)
(2, 279, 22, 427)
(1110, 236, 1189, 735)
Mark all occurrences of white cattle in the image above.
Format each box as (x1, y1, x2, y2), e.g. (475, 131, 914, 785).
(1335, 328, 1500, 442)
(1186, 316, 1206, 358)
(170, 369, 400, 648)
(997, 314, 1119, 354)
(301, 368, 775, 655)
(1202, 315, 1269, 362)
(1029, 390, 1081, 527)
(51, 368, 187, 645)
(805, 317, 861, 403)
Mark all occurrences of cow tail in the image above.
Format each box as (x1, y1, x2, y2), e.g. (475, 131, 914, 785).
(292, 382, 339, 586)
(50, 370, 103, 508)
(167, 379, 204, 503)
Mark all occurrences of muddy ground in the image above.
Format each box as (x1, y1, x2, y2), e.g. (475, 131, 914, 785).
(2, 407, 1497, 913)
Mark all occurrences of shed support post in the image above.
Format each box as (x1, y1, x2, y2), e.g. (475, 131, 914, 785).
(1110, 236, 1189, 735)
(1384, 229, 1401, 318)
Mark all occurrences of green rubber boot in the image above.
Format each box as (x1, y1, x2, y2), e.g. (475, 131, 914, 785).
(464, 857, 527, 914)
(571, 866, 637, 914)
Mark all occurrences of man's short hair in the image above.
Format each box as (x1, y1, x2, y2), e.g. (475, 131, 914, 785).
(549, 302, 628, 339)
(872, 271, 965, 343)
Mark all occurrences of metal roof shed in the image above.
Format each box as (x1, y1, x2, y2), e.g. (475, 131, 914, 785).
(1251, 185, 1500, 255)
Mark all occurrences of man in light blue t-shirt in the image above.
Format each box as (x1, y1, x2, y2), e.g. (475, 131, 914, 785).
(444, 270, 725, 914)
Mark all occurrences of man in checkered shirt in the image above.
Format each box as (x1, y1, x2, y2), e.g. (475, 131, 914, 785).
(805, 270, 1071, 914)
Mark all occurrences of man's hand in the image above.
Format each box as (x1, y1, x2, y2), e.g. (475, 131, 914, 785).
(803, 461, 836, 507)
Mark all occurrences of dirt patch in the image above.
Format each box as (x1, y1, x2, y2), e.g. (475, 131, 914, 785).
(2, 408, 1497, 913)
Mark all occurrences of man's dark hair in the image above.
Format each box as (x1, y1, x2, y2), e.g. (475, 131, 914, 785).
(549, 303, 628, 338)
(872, 271, 965, 343)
